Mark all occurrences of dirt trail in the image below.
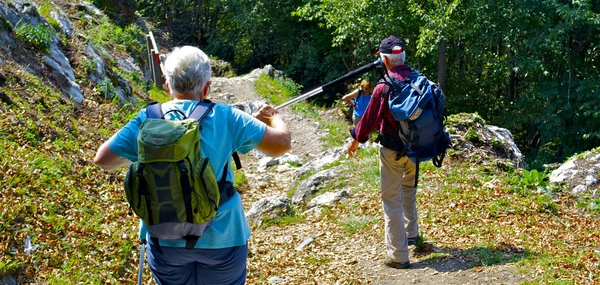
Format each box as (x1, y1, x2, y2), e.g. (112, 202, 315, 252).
(209, 73, 529, 284)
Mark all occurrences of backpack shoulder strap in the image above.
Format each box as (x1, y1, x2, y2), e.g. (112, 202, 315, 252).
(189, 101, 243, 171)
(188, 102, 216, 122)
(146, 102, 163, 119)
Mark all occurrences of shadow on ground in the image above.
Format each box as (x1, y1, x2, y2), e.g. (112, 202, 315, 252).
(409, 241, 536, 272)
(363, 242, 535, 285)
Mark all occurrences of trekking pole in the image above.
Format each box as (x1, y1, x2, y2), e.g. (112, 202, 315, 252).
(275, 58, 383, 110)
(137, 239, 147, 285)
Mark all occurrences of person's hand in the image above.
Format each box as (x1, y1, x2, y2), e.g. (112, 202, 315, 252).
(347, 139, 360, 157)
(253, 105, 277, 127)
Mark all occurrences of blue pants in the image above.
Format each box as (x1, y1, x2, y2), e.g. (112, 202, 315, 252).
(146, 243, 248, 285)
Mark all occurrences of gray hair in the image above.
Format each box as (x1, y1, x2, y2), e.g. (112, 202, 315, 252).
(380, 51, 406, 66)
(163, 46, 212, 96)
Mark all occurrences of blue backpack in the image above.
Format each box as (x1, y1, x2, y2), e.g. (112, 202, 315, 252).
(381, 69, 451, 187)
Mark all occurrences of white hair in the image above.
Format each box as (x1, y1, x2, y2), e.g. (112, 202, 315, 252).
(163, 46, 212, 96)
(380, 51, 406, 66)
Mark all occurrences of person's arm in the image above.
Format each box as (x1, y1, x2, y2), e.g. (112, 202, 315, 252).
(341, 89, 359, 107)
(94, 141, 132, 171)
(253, 105, 291, 157)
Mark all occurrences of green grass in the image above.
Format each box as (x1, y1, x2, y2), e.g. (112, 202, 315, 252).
(37, 1, 61, 31)
(254, 74, 301, 106)
(261, 208, 305, 228)
(147, 84, 171, 103)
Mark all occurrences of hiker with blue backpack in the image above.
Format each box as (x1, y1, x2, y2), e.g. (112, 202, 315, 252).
(347, 35, 450, 269)
(342, 79, 373, 126)
(94, 45, 291, 285)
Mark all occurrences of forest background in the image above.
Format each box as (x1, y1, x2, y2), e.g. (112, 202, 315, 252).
(115, 0, 600, 169)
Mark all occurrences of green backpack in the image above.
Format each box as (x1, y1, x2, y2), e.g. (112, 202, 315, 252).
(124, 102, 229, 253)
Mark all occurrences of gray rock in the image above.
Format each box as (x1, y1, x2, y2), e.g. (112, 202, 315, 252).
(573, 185, 587, 194)
(50, 9, 72, 38)
(487, 125, 525, 168)
(258, 153, 301, 171)
(307, 190, 350, 208)
(76, 1, 103, 17)
(245, 196, 291, 226)
(296, 147, 346, 177)
(43, 52, 84, 104)
(84, 42, 107, 85)
(549, 149, 600, 194)
(232, 101, 265, 114)
(217, 92, 236, 101)
(550, 160, 577, 184)
(0, 31, 16, 53)
(292, 165, 345, 204)
(0, 275, 17, 285)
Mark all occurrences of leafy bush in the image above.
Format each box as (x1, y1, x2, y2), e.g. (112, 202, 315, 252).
(98, 78, 117, 99)
(14, 22, 54, 52)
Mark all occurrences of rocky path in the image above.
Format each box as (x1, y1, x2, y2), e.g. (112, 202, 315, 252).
(209, 70, 529, 284)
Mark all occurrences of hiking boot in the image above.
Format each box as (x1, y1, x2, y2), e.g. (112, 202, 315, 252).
(407, 234, 422, 246)
(384, 258, 411, 269)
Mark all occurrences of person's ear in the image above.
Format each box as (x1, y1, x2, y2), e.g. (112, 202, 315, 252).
(165, 81, 173, 97)
(202, 81, 211, 99)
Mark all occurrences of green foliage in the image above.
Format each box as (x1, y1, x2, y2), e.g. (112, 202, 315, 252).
(507, 169, 550, 196)
(254, 74, 302, 106)
(136, 0, 600, 166)
(14, 21, 54, 52)
(37, 1, 61, 31)
(147, 84, 170, 103)
(98, 78, 117, 99)
(83, 17, 144, 59)
(577, 196, 600, 214)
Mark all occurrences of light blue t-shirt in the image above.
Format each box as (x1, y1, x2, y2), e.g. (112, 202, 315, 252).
(108, 100, 267, 249)
(353, 89, 371, 118)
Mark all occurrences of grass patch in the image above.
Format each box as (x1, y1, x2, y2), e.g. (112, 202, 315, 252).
(254, 74, 302, 106)
(261, 208, 305, 228)
(338, 214, 380, 234)
(147, 84, 171, 103)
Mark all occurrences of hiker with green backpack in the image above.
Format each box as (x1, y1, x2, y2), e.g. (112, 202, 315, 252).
(94, 45, 291, 284)
(347, 35, 450, 269)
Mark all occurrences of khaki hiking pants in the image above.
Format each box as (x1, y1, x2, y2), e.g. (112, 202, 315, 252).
(379, 146, 419, 263)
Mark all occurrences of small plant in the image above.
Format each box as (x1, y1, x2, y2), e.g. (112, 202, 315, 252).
(98, 78, 117, 99)
(14, 21, 54, 52)
(464, 127, 482, 144)
(577, 196, 600, 213)
(508, 169, 550, 196)
(82, 58, 97, 75)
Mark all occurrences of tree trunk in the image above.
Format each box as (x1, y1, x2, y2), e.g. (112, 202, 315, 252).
(192, 0, 203, 45)
(437, 37, 447, 93)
